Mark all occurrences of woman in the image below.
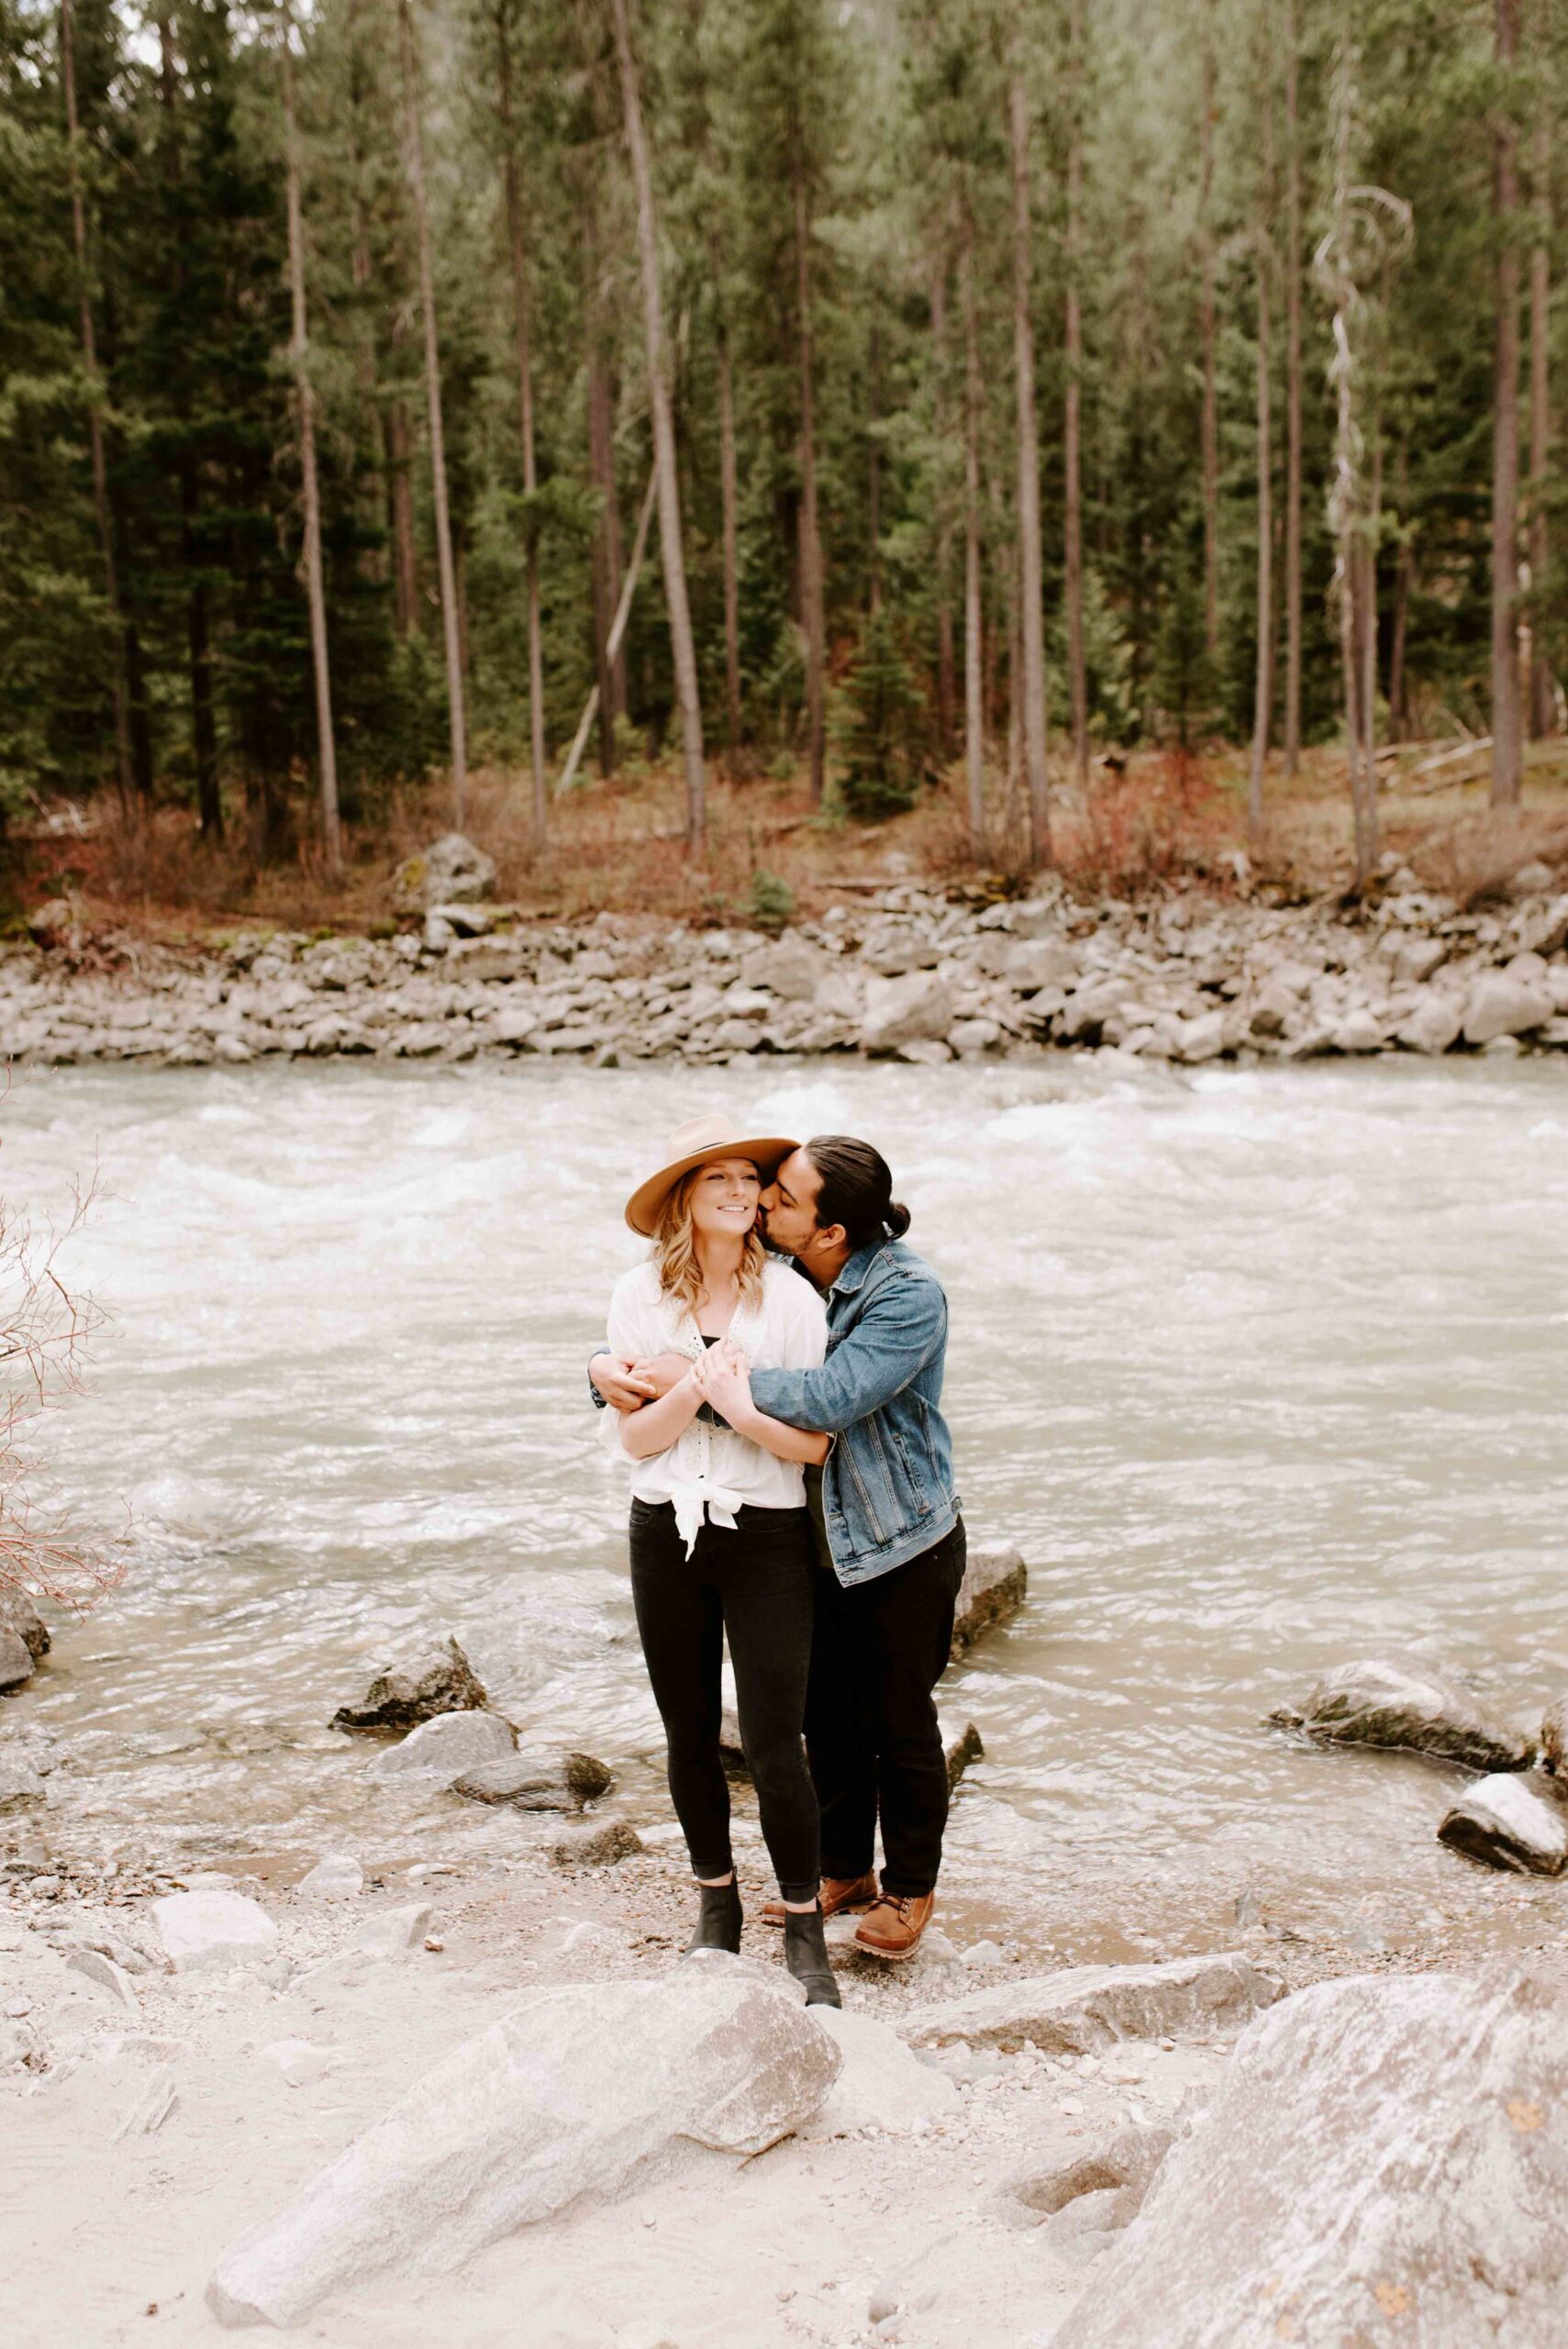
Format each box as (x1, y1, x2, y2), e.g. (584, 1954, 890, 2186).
(603, 1111, 840, 2007)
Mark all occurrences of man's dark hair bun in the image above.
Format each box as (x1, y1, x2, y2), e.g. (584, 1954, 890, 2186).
(804, 1135, 908, 1251)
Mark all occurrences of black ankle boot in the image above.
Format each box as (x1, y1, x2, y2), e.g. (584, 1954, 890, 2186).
(783, 1903, 841, 2008)
(685, 1879, 742, 1955)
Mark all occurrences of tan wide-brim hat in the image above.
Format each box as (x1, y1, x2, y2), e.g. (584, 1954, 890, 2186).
(625, 1111, 800, 1237)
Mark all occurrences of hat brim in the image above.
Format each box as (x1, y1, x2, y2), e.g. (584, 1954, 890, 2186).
(625, 1134, 800, 1237)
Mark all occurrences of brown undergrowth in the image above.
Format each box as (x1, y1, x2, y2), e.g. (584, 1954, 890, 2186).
(12, 739, 1568, 948)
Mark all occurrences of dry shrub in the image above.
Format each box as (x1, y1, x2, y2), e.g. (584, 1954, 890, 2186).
(1407, 808, 1568, 908)
(1055, 751, 1231, 895)
(0, 1135, 127, 1610)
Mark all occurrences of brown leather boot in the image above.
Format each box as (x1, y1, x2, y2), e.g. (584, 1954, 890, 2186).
(853, 1890, 935, 1962)
(761, 1870, 879, 1929)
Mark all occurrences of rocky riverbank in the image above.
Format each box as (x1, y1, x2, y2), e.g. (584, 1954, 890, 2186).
(9, 843, 1568, 1070)
(10, 1591, 1568, 2343)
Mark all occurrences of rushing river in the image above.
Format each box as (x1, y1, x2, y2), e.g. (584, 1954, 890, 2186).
(5, 1055, 1568, 1962)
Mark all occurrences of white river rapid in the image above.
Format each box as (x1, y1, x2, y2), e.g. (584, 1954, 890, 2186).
(4, 1054, 1567, 1962)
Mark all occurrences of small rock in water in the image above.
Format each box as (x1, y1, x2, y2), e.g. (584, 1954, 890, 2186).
(0, 1753, 46, 1809)
(296, 1853, 364, 1900)
(0, 1627, 35, 1694)
(330, 1636, 489, 1732)
(950, 1545, 1028, 1657)
(550, 1817, 644, 1870)
(364, 1709, 515, 1785)
(1540, 1698, 1568, 1776)
(451, 1749, 615, 1811)
(0, 1588, 50, 1660)
(943, 1721, 984, 1794)
(1438, 1771, 1568, 1876)
(1270, 1654, 1533, 1773)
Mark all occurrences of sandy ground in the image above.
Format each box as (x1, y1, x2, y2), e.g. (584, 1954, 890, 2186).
(9, 1801, 1568, 2349)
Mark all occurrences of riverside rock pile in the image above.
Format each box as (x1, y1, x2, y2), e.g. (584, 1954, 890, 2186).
(7, 854, 1568, 1068)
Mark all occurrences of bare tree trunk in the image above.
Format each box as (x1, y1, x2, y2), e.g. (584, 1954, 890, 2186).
(867, 320, 883, 615)
(1008, 69, 1051, 866)
(346, 4, 386, 584)
(716, 305, 743, 769)
(158, 14, 221, 840)
(608, 0, 706, 853)
(1529, 109, 1555, 737)
(1064, 0, 1088, 790)
(1248, 236, 1273, 836)
(556, 470, 657, 797)
(1388, 445, 1411, 738)
(350, 204, 385, 583)
(495, 4, 547, 832)
(281, 22, 341, 880)
(1491, 0, 1523, 807)
(587, 343, 625, 773)
(61, 0, 135, 817)
(962, 207, 985, 849)
(794, 148, 827, 807)
(1198, 9, 1219, 668)
(1005, 531, 1022, 810)
(397, 0, 467, 823)
(384, 367, 419, 638)
(1282, 1, 1303, 774)
(930, 250, 956, 763)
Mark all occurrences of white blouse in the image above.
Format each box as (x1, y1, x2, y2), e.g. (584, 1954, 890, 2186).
(603, 1254, 828, 1553)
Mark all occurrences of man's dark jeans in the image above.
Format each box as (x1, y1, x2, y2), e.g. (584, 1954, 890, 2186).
(806, 1516, 966, 1899)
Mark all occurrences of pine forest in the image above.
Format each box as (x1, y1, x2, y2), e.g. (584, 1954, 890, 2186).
(3, 0, 1564, 916)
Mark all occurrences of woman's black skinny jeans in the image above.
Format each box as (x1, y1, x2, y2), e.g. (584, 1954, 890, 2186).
(628, 1497, 819, 1903)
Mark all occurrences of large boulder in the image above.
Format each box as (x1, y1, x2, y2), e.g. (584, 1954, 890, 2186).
(330, 1636, 489, 1732)
(1051, 1965, 1568, 2349)
(1395, 989, 1463, 1054)
(859, 972, 954, 1055)
(0, 1588, 49, 1660)
(743, 933, 827, 1002)
(901, 1953, 1283, 2056)
(1005, 941, 1081, 994)
(1462, 971, 1552, 1046)
(206, 1969, 841, 2328)
(804, 2009, 959, 2137)
(453, 1749, 615, 1810)
(365, 1708, 516, 1785)
(1270, 1655, 1533, 1773)
(393, 833, 497, 912)
(951, 1543, 1028, 1657)
(1438, 1770, 1568, 1876)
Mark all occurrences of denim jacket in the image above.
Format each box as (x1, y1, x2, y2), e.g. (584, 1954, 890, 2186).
(749, 1239, 959, 1588)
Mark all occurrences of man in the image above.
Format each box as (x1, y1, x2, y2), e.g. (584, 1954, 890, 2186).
(592, 1133, 963, 1962)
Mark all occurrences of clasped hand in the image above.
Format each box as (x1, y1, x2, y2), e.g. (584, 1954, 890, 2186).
(689, 1337, 753, 1423)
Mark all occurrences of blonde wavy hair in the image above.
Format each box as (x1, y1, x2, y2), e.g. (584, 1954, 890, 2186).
(651, 1164, 766, 1317)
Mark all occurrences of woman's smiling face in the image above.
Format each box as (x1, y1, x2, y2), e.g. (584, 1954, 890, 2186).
(686, 1156, 761, 1239)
